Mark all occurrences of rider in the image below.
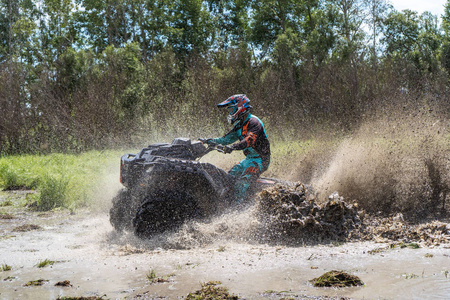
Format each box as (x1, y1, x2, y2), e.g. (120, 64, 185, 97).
(206, 94, 271, 203)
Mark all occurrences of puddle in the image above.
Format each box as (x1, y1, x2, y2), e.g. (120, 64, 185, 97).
(0, 192, 449, 299)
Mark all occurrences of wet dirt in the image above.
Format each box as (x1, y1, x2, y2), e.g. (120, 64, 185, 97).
(1, 190, 449, 300)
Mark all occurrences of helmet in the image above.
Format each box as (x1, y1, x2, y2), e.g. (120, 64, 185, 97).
(217, 94, 252, 124)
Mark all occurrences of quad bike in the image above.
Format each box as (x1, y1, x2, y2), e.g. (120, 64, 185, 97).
(109, 137, 282, 238)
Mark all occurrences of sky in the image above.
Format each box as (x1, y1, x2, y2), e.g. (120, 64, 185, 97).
(389, 0, 447, 17)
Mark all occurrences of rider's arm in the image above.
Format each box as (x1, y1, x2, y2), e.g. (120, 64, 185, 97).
(212, 128, 239, 146)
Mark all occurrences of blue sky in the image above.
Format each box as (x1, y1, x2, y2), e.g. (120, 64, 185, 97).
(389, 0, 447, 17)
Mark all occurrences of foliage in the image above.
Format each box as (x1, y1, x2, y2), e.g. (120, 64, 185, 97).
(0, 151, 123, 210)
(0, 0, 449, 155)
(36, 259, 55, 268)
(186, 281, 239, 300)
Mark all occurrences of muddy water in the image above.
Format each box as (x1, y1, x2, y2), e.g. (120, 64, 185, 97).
(1, 198, 449, 300)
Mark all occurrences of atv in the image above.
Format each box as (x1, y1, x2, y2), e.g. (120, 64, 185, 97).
(109, 137, 281, 238)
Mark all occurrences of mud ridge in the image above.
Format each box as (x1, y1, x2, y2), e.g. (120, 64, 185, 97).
(255, 183, 450, 247)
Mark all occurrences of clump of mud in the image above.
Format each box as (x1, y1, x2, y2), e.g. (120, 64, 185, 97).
(186, 281, 239, 300)
(361, 215, 449, 246)
(115, 180, 448, 250)
(256, 183, 449, 246)
(55, 280, 72, 287)
(13, 224, 42, 232)
(311, 270, 364, 288)
(256, 183, 362, 245)
(24, 279, 49, 286)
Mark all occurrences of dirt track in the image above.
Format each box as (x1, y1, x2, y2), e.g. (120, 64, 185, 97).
(1, 190, 450, 300)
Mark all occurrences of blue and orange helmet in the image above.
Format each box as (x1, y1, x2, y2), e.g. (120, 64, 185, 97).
(217, 94, 252, 124)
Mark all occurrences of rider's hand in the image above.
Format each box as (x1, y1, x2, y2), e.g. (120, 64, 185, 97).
(206, 139, 215, 145)
(200, 138, 215, 145)
(223, 145, 234, 154)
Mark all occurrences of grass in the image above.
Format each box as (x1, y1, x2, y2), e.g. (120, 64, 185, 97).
(1, 264, 12, 271)
(36, 259, 55, 268)
(146, 269, 157, 282)
(146, 269, 176, 283)
(0, 199, 13, 207)
(311, 270, 364, 287)
(186, 281, 239, 300)
(24, 279, 49, 286)
(0, 150, 125, 211)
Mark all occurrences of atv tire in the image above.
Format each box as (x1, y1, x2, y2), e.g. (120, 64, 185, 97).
(133, 190, 200, 238)
(110, 189, 137, 232)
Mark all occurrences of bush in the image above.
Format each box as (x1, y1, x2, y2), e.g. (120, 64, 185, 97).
(36, 175, 69, 211)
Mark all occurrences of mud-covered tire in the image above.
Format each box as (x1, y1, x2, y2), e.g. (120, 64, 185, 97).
(110, 189, 137, 232)
(133, 190, 200, 238)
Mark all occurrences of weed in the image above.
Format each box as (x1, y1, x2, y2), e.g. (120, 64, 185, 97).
(186, 281, 239, 299)
(1, 264, 12, 271)
(36, 259, 55, 268)
(395, 242, 421, 249)
(402, 273, 419, 279)
(406, 243, 420, 249)
(146, 269, 157, 282)
(146, 269, 175, 283)
(217, 245, 226, 252)
(424, 253, 434, 258)
(13, 224, 42, 232)
(56, 296, 106, 300)
(24, 279, 49, 286)
(311, 270, 364, 287)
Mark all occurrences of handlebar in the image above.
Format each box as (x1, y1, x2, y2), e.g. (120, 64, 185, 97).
(198, 138, 225, 153)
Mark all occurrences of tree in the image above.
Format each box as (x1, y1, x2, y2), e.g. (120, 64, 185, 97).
(249, 0, 303, 58)
(440, 0, 450, 73)
(169, 0, 215, 60)
(382, 9, 442, 75)
(364, 0, 391, 65)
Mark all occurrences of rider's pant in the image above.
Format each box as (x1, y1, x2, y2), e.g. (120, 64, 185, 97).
(228, 156, 270, 203)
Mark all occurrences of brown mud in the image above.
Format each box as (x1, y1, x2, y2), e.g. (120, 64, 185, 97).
(1, 188, 449, 300)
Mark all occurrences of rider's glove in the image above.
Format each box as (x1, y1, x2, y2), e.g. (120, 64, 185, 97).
(200, 138, 215, 145)
(223, 145, 234, 154)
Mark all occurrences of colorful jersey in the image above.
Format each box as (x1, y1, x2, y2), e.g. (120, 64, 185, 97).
(213, 114, 271, 160)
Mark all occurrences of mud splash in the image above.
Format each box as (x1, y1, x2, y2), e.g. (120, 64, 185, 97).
(109, 184, 448, 253)
(311, 113, 449, 220)
(1, 188, 450, 300)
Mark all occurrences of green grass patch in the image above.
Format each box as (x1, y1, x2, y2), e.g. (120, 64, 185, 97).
(0, 150, 126, 211)
(311, 270, 364, 287)
(0, 199, 13, 207)
(1, 264, 12, 271)
(36, 259, 55, 268)
(56, 296, 106, 300)
(186, 281, 239, 300)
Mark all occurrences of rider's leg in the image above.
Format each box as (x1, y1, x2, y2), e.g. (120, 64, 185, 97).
(229, 158, 262, 203)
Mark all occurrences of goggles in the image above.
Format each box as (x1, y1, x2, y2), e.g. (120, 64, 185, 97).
(227, 105, 238, 115)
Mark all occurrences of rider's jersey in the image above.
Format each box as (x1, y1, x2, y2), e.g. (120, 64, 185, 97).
(213, 114, 271, 160)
